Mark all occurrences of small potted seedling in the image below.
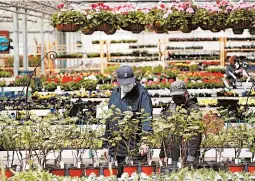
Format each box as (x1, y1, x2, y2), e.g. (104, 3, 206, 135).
(228, 124, 250, 173)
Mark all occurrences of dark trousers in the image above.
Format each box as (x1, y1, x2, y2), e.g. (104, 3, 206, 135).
(116, 156, 126, 178)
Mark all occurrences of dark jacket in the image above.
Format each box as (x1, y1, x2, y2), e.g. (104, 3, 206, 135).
(160, 97, 202, 160)
(102, 83, 152, 156)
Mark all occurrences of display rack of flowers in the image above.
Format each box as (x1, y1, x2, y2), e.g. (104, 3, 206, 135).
(82, 3, 119, 35)
(51, 10, 86, 32)
(193, 3, 229, 32)
(116, 4, 150, 33)
(226, 2, 254, 34)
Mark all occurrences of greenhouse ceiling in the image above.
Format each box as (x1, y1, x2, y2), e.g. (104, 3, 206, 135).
(0, 0, 253, 18)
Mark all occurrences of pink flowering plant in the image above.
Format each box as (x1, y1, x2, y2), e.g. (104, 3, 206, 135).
(148, 3, 168, 32)
(226, 2, 255, 29)
(114, 4, 150, 29)
(193, 2, 229, 32)
(83, 2, 119, 30)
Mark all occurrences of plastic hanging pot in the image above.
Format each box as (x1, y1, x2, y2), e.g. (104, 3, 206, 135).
(232, 29, 244, 35)
(248, 165, 255, 173)
(69, 168, 84, 177)
(123, 165, 138, 176)
(85, 167, 100, 176)
(141, 165, 155, 175)
(81, 27, 94, 35)
(103, 167, 118, 176)
(249, 29, 255, 35)
(51, 169, 65, 176)
(228, 164, 245, 173)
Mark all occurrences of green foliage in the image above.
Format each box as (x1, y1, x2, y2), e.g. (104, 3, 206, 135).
(51, 10, 86, 27)
(118, 10, 150, 28)
(227, 8, 253, 26)
(81, 79, 98, 91)
(43, 81, 58, 91)
(57, 53, 83, 59)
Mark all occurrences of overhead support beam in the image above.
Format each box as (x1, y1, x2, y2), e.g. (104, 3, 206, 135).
(30, 1, 58, 10)
(0, 7, 51, 20)
(0, 16, 37, 23)
(0, 2, 53, 15)
(13, 7, 19, 77)
(41, 14, 45, 75)
(22, 9, 28, 71)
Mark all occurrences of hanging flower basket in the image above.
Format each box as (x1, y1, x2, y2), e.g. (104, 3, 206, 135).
(129, 23, 145, 34)
(96, 23, 113, 32)
(233, 29, 244, 35)
(167, 25, 180, 31)
(152, 21, 167, 34)
(232, 20, 252, 30)
(81, 27, 94, 35)
(56, 24, 81, 32)
(104, 28, 117, 35)
(121, 26, 130, 31)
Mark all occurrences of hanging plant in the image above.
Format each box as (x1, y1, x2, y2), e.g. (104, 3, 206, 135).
(226, 2, 254, 31)
(148, 4, 168, 33)
(165, 5, 186, 31)
(193, 4, 229, 32)
(84, 3, 119, 33)
(51, 10, 86, 32)
(179, 3, 198, 33)
(116, 4, 150, 33)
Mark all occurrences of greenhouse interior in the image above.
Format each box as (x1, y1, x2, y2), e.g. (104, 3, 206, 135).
(1, 0, 255, 180)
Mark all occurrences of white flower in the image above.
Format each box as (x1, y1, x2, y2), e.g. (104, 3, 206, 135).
(163, 13, 169, 19)
(87, 14, 92, 19)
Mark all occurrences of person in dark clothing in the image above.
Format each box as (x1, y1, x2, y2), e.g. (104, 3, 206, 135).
(160, 80, 201, 164)
(102, 65, 153, 177)
(224, 56, 250, 90)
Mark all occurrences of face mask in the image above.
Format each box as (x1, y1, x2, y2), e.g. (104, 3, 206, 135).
(172, 95, 187, 105)
(120, 83, 135, 93)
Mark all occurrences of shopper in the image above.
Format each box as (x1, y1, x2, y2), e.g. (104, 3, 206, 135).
(224, 56, 250, 90)
(160, 80, 201, 164)
(102, 65, 152, 177)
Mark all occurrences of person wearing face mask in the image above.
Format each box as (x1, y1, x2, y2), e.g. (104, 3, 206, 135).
(102, 65, 153, 177)
(159, 80, 201, 165)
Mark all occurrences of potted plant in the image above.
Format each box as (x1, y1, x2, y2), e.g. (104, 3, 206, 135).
(51, 10, 86, 32)
(226, 3, 254, 34)
(148, 5, 168, 33)
(227, 124, 250, 173)
(193, 4, 228, 32)
(83, 3, 119, 34)
(117, 5, 150, 33)
(165, 5, 186, 32)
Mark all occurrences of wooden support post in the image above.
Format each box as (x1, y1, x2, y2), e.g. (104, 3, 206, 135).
(100, 40, 105, 74)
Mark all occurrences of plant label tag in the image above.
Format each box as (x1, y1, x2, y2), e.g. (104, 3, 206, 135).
(235, 159, 239, 165)
(168, 158, 172, 165)
(177, 162, 182, 169)
(25, 164, 30, 170)
(159, 160, 163, 167)
(60, 161, 64, 169)
(114, 161, 118, 167)
(130, 160, 133, 166)
(148, 160, 152, 166)
(220, 156, 223, 162)
(164, 157, 167, 163)
(77, 161, 81, 168)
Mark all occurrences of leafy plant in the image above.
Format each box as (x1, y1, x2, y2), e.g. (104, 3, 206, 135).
(51, 10, 86, 27)
(81, 79, 98, 91)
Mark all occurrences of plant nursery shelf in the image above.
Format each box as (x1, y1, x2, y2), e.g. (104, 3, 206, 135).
(55, 58, 85, 60)
(166, 60, 220, 62)
(107, 61, 161, 65)
(109, 56, 158, 59)
(226, 49, 255, 52)
(165, 49, 220, 52)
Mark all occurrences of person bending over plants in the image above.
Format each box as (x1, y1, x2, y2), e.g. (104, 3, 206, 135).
(102, 65, 153, 177)
(160, 80, 202, 165)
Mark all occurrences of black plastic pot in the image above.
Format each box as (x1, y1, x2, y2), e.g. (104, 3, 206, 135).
(249, 29, 255, 35)
(233, 29, 244, 35)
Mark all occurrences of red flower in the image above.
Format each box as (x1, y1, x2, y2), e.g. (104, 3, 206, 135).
(57, 3, 64, 9)
(54, 78, 59, 83)
(160, 4, 165, 9)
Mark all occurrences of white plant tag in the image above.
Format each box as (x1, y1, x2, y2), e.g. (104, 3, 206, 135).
(60, 161, 64, 169)
(159, 160, 163, 167)
(130, 160, 133, 166)
(115, 161, 118, 167)
(177, 162, 182, 169)
(168, 158, 172, 165)
(25, 164, 30, 170)
(164, 157, 167, 163)
(148, 160, 152, 166)
(77, 161, 81, 168)
(235, 159, 239, 165)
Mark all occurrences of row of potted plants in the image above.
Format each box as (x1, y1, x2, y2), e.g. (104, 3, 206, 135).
(92, 39, 137, 44)
(109, 57, 159, 63)
(166, 53, 220, 61)
(57, 53, 83, 59)
(166, 46, 203, 50)
(169, 37, 255, 42)
(51, 1, 255, 35)
(110, 50, 159, 57)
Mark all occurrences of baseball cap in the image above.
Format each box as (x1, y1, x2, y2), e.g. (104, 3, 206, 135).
(116, 65, 136, 85)
(170, 80, 187, 96)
